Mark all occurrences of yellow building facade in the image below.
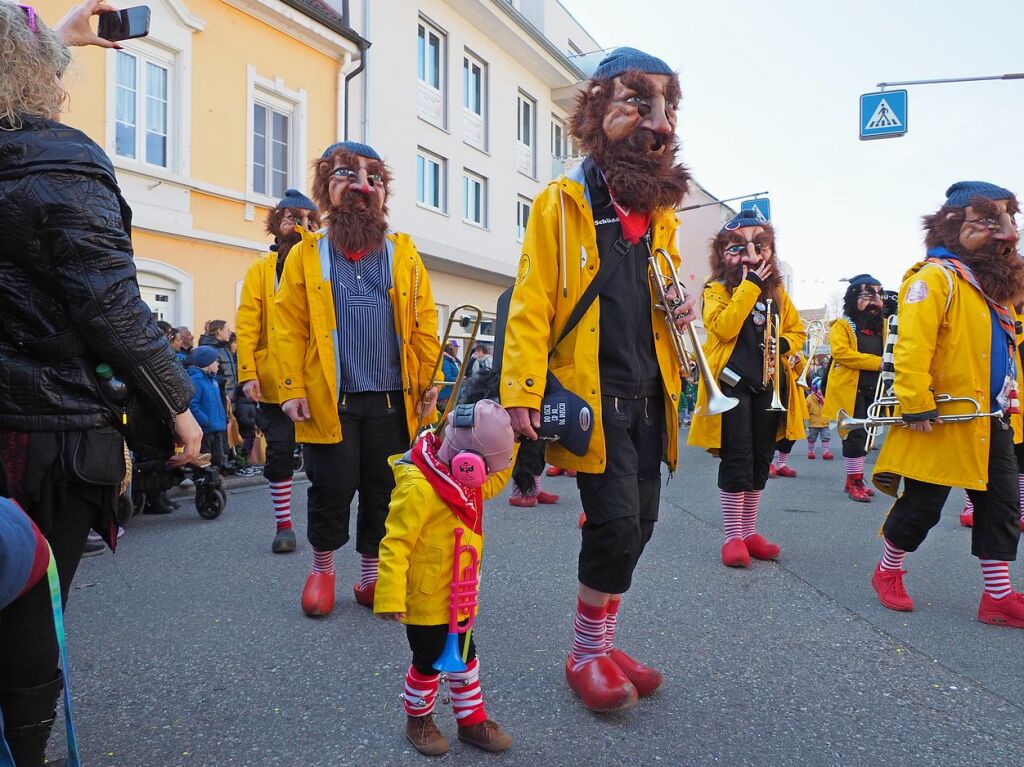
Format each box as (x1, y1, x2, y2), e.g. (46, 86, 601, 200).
(39, 0, 364, 331)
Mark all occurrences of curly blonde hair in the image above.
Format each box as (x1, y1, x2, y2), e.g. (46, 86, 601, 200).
(0, 2, 71, 129)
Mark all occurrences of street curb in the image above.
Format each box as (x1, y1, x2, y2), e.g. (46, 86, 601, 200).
(169, 471, 308, 498)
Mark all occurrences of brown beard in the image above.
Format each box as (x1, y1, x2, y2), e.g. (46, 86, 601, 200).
(569, 74, 690, 214)
(264, 206, 321, 259)
(708, 225, 782, 297)
(277, 230, 301, 259)
(327, 190, 388, 255)
(922, 196, 1024, 305)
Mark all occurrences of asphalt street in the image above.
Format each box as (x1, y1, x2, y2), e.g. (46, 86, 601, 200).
(51, 431, 1024, 767)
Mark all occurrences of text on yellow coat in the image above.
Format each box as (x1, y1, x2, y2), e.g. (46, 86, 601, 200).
(500, 166, 683, 473)
(688, 280, 807, 451)
(273, 229, 440, 444)
(236, 250, 286, 404)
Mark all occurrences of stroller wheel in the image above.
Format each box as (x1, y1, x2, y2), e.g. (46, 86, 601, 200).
(195, 486, 226, 520)
(292, 446, 303, 473)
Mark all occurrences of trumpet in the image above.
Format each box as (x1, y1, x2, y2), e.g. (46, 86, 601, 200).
(432, 526, 480, 673)
(837, 394, 1001, 439)
(796, 320, 827, 390)
(763, 298, 787, 412)
(648, 248, 738, 415)
(412, 304, 483, 444)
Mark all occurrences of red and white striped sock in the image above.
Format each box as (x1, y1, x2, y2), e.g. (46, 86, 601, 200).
(604, 597, 621, 652)
(980, 559, 1012, 599)
(569, 598, 607, 671)
(963, 496, 974, 517)
(312, 548, 334, 575)
(721, 491, 745, 542)
(741, 490, 763, 539)
(844, 456, 865, 476)
(403, 665, 439, 716)
(879, 538, 906, 572)
(359, 555, 379, 589)
(447, 657, 487, 726)
(269, 478, 293, 531)
(1018, 474, 1024, 521)
(775, 452, 790, 468)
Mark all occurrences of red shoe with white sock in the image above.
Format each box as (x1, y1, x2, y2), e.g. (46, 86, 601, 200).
(871, 564, 913, 611)
(607, 648, 663, 697)
(859, 477, 875, 497)
(721, 539, 750, 568)
(775, 465, 797, 478)
(768, 464, 777, 478)
(536, 490, 560, 504)
(845, 474, 871, 502)
(508, 487, 538, 508)
(744, 534, 780, 561)
(822, 450, 834, 460)
(301, 571, 335, 616)
(960, 508, 974, 528)
(978, 591, 1024, 628)
(353, 580, 375, 607)
(565, 655, 639, 712)
(807, 451, 816, 460)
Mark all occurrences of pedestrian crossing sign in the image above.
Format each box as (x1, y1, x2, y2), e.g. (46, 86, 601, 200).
(860, 90, 908, 140)
(740, 198, 771, 222)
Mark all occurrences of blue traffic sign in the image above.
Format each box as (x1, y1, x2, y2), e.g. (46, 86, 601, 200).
(860, 90, 908, 140)
(741, 198, 771, 222)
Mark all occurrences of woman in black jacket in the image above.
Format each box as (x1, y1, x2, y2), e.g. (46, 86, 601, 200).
(0, 3, 203, 763)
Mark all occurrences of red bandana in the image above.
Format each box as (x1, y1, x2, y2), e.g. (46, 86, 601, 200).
(611, 201, 651, 245)
(409, 432, 482, 534)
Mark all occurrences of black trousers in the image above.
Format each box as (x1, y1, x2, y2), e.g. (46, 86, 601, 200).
(841, 389, 873, 458)
(718, 385, 783, 492)
(304, 391, 408, 556)
(201, 431, 227, 467)
(255, 402, 296, 483)
(883, 418, 1021, 560)
(776, 439, 796, 453)
(407, 622, 477, 676)
(577, 394, 663, 595)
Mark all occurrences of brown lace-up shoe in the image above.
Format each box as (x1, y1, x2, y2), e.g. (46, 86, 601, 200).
(405, 714, 448, 756)
(457, 718, 512, 752)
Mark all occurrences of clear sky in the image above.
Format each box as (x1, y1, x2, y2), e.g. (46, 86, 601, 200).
(559, 0, 1024, 309)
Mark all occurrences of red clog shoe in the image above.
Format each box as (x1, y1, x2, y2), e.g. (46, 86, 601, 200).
(607, 648, 663, 697)
(353, 580, 375, 608)
(565, 469, 577, 477)
(545, 466, 564, 477)
(301, 571, 336, 617)
(564, 655, 639, 712)
(871, 564, 913, 612)
(721, 539, 750, 568)
(536, 490, 560, 504)
(960, 509, 974, 528)
(744, 533, 780, 561)
(578, 512, 586, 528)
(508, 490, 538, 508)
(768, 464, 777, 478)
(978, 591, 1024, 628)
(807, 451, 816, 460)
(859, 477, 876, 497)
(775, 465, 797, 478)
(845, 475, 871, 503)
(1019, 517, 1024, 533)
(822, 451, 834, 460)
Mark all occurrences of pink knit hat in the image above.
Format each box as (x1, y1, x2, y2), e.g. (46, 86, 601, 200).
(440, 399, 515, 474)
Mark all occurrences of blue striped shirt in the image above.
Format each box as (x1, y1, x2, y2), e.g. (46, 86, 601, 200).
(329, 244, 403, 393)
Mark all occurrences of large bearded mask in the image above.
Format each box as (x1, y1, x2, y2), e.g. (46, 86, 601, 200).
(709, 222, 782, 295)
(264, 206, 320, 260)
(842, 281, 885, 334)
(568, 70, 691, 214)
(311, 149, 391, 256)
(923, 193, 1024, 305)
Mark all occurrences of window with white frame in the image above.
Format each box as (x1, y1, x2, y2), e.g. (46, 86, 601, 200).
(551, 116, 565, 158)
(516, 91, 536, 177)
(417, 18, 445, 126)
(462, 50, 487, 150)
(417, 149, 446, 212)
(516, 196, 531, 242)
(251, 101, 291, 199)
(463, 171, 486, 226)
(115, 49, 172, 168)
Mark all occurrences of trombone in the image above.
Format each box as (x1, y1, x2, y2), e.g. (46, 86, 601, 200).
(412, 304, 483, 443)
(649, 248, 738, 415)
(763, 298, 787, 412)
(796, 320, 827, 390)
(837, 394, 1001, 439)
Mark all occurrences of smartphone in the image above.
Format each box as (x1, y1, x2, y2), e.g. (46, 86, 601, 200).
(97, 6, 151, 42)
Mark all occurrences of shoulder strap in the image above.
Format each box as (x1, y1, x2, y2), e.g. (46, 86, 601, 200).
(921, 261, 956, 315)
(549, 237, 631, 359)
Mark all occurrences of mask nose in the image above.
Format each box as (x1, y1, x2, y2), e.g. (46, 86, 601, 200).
(994, 211, 1020, 242)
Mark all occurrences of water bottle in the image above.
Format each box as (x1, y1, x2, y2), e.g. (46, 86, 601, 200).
(95, 363, 130, 425)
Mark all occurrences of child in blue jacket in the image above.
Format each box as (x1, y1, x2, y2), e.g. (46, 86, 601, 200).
(189, 346, 228, 466)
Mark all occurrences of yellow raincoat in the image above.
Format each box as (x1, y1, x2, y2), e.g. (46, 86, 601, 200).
(274, 229, 440, 444)
(374, 454, 513, 625)
(822, 319, 885, 421)
(873, 261, 1021, 495)
(688, 280, 806, 451)
(236, 250, 285, 403)
(501, 165, 683, 473)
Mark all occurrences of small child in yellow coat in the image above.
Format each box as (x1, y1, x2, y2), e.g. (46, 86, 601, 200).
(375, 399, 516, 757)
(805, 378, 834, 460)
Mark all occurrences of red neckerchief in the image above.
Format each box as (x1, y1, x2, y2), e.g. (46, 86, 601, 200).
(610, 200, 651, 245)
(409, 432, 482, 534)
(343, 247, 370, 261)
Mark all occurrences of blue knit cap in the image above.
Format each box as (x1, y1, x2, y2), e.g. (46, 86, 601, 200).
(944, 181, 1014, 208)
(722, 209, 767, 232)
(193, 346, 219, 368)
(321, 141, 381, 161)
(847, 274, 881, 288)
(591, 46, 673, 80)
(277, 188, 316, 212)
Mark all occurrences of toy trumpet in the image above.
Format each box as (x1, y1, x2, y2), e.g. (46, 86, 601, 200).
(432, 527, 480, 673)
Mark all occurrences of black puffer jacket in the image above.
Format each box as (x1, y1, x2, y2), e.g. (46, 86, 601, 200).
(0, 117, 193, 431)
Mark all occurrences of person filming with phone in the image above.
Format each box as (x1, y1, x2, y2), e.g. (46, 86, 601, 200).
(0, 2, 200, 764)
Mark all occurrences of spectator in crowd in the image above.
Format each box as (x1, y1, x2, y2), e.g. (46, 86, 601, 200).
(468, 343, 493, 378)
(177, 326, 195, 352)
(188, 347, 229, 467)
(199, 320, 238, 401)
(0, 2, 202, 761)
(436, 341, 460, 413)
